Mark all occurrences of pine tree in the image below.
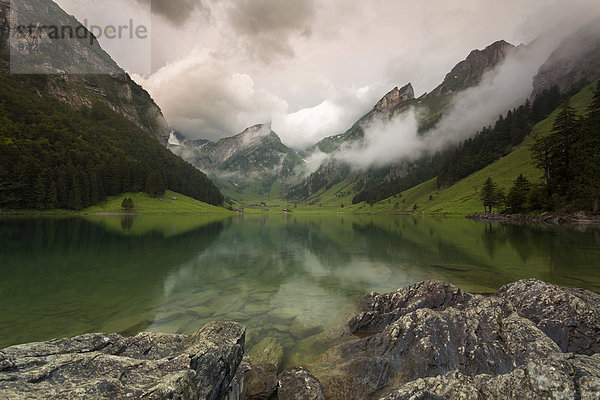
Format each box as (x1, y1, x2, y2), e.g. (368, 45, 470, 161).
(480, 177, 498, 212)
(121, 197, 134, 212)
(145, 170, 166, 198)
(572, 82, 600, 212)
(506, 174, 530, 213)
(550, 99, 580, 199)
(480, 177, 505, 212)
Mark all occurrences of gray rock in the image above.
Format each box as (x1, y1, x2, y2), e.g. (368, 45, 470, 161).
(224, 355, 251, 400)
(379, 353, 600, 400)
(242, 363, 278, 400)
(496, 279, 600, 355)
(314, 281, 566, 399)
(0, 321, 245, 400)
(349, 280, 473, 335)
(278, 367, 325, 400)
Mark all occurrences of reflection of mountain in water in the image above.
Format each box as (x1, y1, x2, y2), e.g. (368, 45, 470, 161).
(150, 214, 600, 368)
(1, 215, 599, 368)
(0, 216, 226, 347)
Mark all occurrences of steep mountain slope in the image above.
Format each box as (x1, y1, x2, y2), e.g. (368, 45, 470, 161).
(0, 0, 224, 209)
(348, 79, 598, 215)
(289, 40, 516, 201)
(1, 0, 170, 145)
(532, 20, 600, 97)
(170, 124, 303, 201)
(308, 83, 416, 155)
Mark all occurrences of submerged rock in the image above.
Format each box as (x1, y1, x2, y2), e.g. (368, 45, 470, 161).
(0, 322, 245, 400)
(290, 318, 324, 340)
(248, 337, 284, 369)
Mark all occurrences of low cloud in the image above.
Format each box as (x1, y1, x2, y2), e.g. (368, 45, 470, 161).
(272, 83, 388, 149)
(131, 0, 207, 24)
(54, 0, 600, 149)
(133, 49, 288, 141)
(327, 23, 589, 170)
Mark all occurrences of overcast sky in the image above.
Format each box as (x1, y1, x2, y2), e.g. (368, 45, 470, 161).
(55, 0, 599, 149)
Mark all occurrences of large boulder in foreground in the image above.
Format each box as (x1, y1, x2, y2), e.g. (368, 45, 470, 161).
(380, 353, 600, 400)
(0, 321, 245, 400)
(496, 279, 600, 355)
(311, 280, 600, 400)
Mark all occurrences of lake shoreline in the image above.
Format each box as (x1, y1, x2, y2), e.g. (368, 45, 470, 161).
(466, 210, 600, 225)
(2, 279, 599, 399)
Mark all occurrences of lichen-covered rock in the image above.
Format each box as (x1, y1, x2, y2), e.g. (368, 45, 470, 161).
(496, 279, 600, 355)
(313, 280, 592, 400)
(349, 280, 473, 335)
(278, 367, 325, 400)
(379, 353, 600, 400)
(225, 355, 251, 400)
(0, 321, 245, 400)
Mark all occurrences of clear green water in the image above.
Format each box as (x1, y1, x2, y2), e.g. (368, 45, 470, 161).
(1, 214, 599, 368)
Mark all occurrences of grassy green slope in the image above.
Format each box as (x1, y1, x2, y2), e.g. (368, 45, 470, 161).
(85, 190, 234, 215)
(346, 80, 598, 216)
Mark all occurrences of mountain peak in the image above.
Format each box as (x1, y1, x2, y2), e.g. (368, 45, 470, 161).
(373, 83, 415, 113)
(434, 40, 515, 96)
(236, 123, 279, 144)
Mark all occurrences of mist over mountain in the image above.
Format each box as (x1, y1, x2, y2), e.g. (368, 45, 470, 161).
(169, 16, 600, 202)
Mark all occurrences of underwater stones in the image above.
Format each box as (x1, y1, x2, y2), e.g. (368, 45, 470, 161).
(243, 303, 272, 316)
(0, 321, 245, 400)
(290, 318, 324, 340)
(265, 309, 297, 325)
(192, 290, 220, 304)
(249, 337, 284, 369)
(188, 306, 216, 319)
(370, 263, 392, 283)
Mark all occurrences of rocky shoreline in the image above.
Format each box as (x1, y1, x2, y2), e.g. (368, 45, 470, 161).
(467, 211, 600, 225)
(1, 279, 599, 399)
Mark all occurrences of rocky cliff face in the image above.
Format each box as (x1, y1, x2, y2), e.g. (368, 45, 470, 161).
(532, 20, 600, 98)
(289, 41, 515, 201)
(0, 0, 170, 145)
(429, 40, 515, 98)
(373, 84, 415, 114)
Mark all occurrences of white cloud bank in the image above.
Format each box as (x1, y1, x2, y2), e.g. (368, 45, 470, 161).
(56, 0, 600, 151)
